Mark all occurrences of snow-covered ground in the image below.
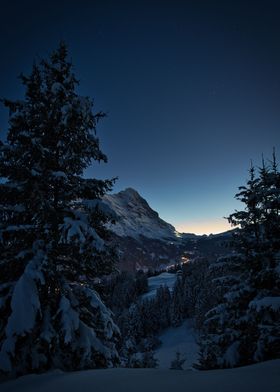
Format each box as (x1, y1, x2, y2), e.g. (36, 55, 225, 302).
(141, 272, 177, 300)
(2, 273, 279, 392)
(155, 319, 198, 369)
(1, 360, 279, 392)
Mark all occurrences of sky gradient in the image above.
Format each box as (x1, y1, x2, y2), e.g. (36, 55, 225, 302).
(1, 1, 280, 234)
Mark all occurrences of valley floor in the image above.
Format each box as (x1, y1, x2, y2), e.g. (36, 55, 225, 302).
(1, 360, 280, 392)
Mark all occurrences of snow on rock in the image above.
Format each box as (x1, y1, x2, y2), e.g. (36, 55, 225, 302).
(1, 360, 279, 392)
(103, 188, 177, 241)
(141, 272, 177, 300)
(82, 199, 116, 218)
(155, 319, 199, 369)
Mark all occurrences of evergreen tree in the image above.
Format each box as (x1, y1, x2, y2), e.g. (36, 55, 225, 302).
(140, 350, 158, 368)
(182, 258, 217, 329)
(0, 43, 120, 376)
(170, 275, 186, 326)
(154, 285, 171, 330)
(170, 351, 186, 370)
(198, 156, 280, 369)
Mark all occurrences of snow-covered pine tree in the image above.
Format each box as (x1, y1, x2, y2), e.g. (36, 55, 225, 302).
(0, 43, 120, 376)
(198, 157, 280, 369)
(140, 350, 158, 368)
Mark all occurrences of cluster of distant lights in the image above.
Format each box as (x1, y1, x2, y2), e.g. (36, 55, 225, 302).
(165, 256, 189, 271)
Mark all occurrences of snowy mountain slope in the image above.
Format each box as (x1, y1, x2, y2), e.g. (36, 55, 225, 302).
(1, 360, 279, 392)
(103, 188, 177, 241)
(102, 188, 234, 271)
(110, 234, 184, 272)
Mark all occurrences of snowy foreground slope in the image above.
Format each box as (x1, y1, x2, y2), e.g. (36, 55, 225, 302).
(142, 274, 198, 369)
(1, 360, 279, 392)
(155, 319, 198, 369)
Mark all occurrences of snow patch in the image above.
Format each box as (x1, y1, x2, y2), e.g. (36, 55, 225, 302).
(141, 272, 177, 300)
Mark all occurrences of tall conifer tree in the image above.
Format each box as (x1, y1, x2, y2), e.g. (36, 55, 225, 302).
(0, 43, 119, 376)
(198, 156, 280, 369)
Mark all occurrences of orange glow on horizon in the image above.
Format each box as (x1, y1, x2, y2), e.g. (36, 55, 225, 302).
(175, 219, 232, 236)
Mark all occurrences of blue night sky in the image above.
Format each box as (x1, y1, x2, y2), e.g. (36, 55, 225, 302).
(1, 0, 280, 234)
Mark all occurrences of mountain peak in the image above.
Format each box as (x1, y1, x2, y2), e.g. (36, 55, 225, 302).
(103, 188, 176, 241)
(122, 187, 139, 195)
(118, 187, 142, 200)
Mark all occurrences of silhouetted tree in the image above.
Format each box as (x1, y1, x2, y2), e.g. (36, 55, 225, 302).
(0, 43, 119, 376)
(198, 155, 280, 369)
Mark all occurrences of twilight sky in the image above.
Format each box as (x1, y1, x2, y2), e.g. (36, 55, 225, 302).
(1, 0, 280, 234)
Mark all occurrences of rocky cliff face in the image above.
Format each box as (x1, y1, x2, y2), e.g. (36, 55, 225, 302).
(103, 188, 232, 272)
(103, 188, 182, 271)
(103, 188, 177, 241)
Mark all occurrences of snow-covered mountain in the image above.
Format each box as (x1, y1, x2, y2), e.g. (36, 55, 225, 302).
(102, 188, 183, 271)
(102, 188, 233, 272)
(103, 188, 177, 241)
